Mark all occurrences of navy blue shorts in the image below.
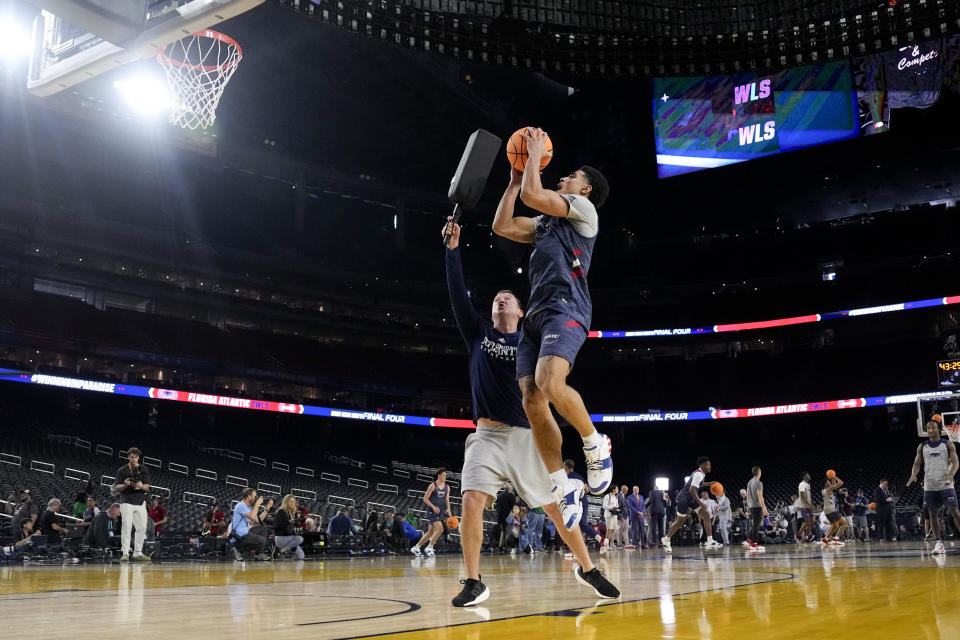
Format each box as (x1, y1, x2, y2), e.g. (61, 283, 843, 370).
(924, 489, 959, 509)
(516, 310, 588, 380)
(676, 492, 699, 516)
(427, 511, 443, 524)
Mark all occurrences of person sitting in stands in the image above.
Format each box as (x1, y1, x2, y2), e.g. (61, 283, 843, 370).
(82, 497, 100, 528)
(85, 503, 121, 549)
(382, 510, 405, 548)
(147, 497, 168, 539)
(72, 492, 88, 520)
(2, 519, 39, 560)
(327, 507, 357, 536)
(37, 498, 70, 545)
(202, 504, 227, 536)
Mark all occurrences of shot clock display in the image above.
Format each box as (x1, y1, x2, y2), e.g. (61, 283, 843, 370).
(937, 359, 960, 387)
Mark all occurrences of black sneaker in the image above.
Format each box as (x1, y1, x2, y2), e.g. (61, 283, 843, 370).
(574, 566, 620, 599)
(451, 577, 490, 607)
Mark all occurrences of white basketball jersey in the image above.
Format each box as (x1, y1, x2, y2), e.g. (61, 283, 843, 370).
(922, 439, 955, 491)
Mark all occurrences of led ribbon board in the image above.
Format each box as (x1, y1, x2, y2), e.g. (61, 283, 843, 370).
(2, 369, 956, 428)
(587, 294, 960, 339)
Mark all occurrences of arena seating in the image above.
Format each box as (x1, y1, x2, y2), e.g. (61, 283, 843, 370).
(0, 433, 464, 539)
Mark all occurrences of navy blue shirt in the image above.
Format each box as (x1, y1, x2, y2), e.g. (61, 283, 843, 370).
(527, 194, 599, 330)
(647, 490, 667, 514)
(445, 247, 529, 427)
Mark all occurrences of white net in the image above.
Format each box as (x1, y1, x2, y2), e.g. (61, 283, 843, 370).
(156, 30, 242, 130)
(946, 424, 960, 444)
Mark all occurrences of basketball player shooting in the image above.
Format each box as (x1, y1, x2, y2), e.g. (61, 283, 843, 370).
(820, 474, 847, 546)
(661, 456, 722, 552)
(441, 218, 619, 606)
(491, 127, 614, 523)
(906, 419, 960, 556)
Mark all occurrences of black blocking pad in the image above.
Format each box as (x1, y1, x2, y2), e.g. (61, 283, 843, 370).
(447, 129, 503, 209)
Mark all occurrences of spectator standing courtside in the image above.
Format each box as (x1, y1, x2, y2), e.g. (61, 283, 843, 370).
(602, 485, 621, 549)
(853, 489, 869, 541)
(872, 479, 896, 542)
(113, 447, 152, 562)
(744, 466, 767, 550)
(647, 487, 668, 548)
(627, 486, 645, 549)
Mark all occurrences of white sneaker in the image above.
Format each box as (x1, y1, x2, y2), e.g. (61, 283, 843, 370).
(410, 545, 422, 556)
(705, 540, 723, 550)
(424, 545, 435, 557)
(933, 540, 946, 555)
(748, 542, 765, 552)
(741, 540, 752, 549)
(554, 479, 585, 531)
(830, 538, 845, 547)
(661, 536, 672, 553)
(583, 433, 613, 495)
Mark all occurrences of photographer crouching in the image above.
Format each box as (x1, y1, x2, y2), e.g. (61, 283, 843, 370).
(230, 488, 271, 561)
(113, 447, 152, 562)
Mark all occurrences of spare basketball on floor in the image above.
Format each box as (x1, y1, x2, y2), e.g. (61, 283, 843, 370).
(826, 469, 836, 478)
(710, 482, 724, 496)
(446, 515, 460, 530)
(506, 127, 553, 172)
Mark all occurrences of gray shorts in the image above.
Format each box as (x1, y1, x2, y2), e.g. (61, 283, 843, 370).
(461, 425, 555, 508)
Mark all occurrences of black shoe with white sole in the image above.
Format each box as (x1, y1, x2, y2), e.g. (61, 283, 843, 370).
(574, 566, 620, 599)
(452, 577, 490, 607)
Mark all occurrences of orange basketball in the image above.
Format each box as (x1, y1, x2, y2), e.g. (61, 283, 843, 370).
(868, 502, 877, 510)
(445, 516, 460, 530)
(932, 413, 943, 424)
(506, 127, 553, 172)
(826, 469, 836, 479)
(710, 482, 723, 497)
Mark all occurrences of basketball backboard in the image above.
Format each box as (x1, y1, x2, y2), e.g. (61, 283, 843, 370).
(26, 0, 263, 96)
(915, 391, 960, 437)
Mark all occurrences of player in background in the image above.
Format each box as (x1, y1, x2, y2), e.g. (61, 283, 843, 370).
(661, 457, 722, 552)
(491, 131, 614, 514)
(907, 420, 960, 555)
(796, 472, 816, 543)
(442, 219, 619, 605)
(743, 466, 768, 551)
(411, 467, 452, 557)
(820, 474, 847, 547)
(716, 487, 732, 546)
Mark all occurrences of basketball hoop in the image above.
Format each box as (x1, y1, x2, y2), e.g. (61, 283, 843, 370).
(945, 424, 960, 444)
(156, 30, 242, 130)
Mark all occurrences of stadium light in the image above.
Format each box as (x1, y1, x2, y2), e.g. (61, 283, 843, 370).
(655, 477, 669, 491)
(113, 76, 172, 116)
(0, 18, 33, 65)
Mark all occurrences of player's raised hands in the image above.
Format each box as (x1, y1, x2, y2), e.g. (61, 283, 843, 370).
(521, 127, 553, 162)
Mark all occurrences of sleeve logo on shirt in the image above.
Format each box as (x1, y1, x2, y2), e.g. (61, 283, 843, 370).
(544, 333, 560, 345)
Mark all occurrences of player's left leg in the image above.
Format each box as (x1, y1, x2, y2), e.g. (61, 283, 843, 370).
(699, 507, 720, 547)
(534, 355, 612, 495)
(542, 502, 620, 599)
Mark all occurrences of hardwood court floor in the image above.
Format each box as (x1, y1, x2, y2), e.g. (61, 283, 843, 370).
(2, 542, 958, 639)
